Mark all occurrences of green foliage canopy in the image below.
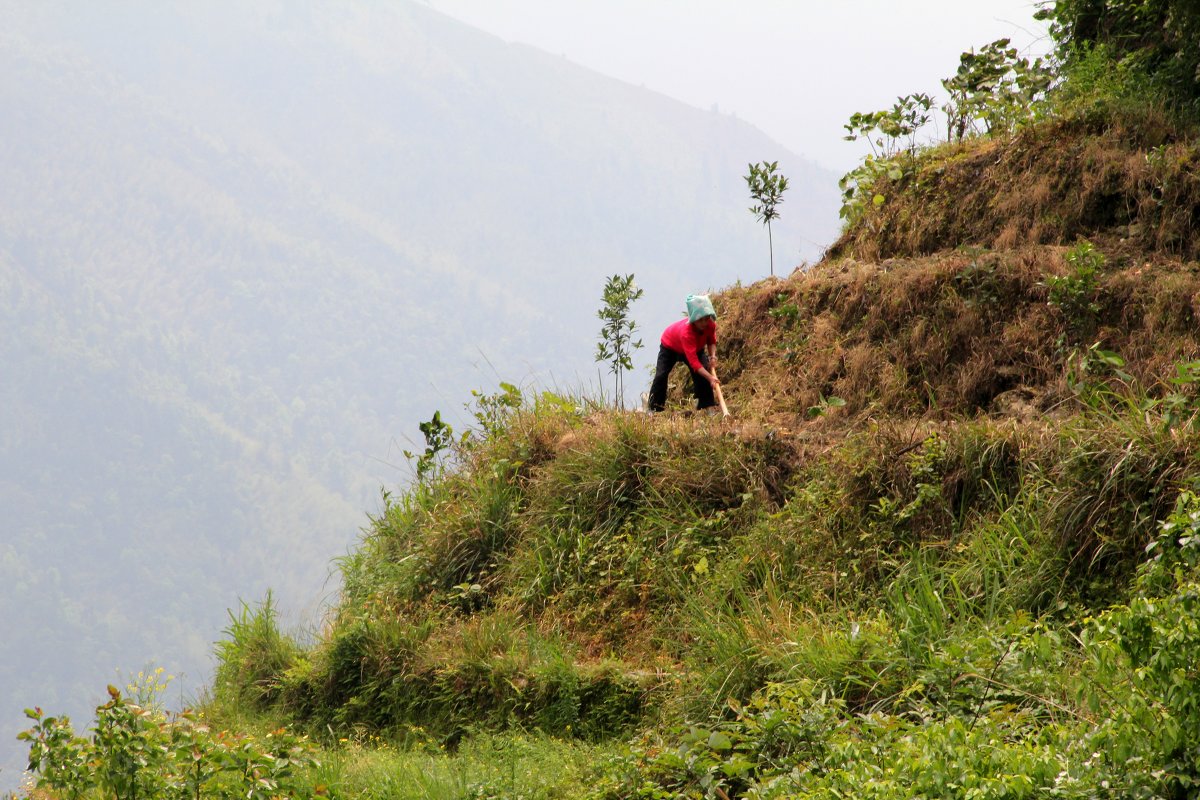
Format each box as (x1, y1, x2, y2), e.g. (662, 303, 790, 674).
(1038, 0, 1200, 111)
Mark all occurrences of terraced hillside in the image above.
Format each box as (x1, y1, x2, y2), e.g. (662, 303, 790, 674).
(186, 110, 1200, 799)
(21, 18, 1200, 798)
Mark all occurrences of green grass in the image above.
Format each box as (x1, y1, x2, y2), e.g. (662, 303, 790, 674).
(23, 396, 1200, 799)
(138, 378, 1188, 797)
(209, 591, 303, 719)
(312, 731, 616, 800)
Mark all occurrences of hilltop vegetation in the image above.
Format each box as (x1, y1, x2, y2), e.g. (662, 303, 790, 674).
(19, 2, 1200, 798)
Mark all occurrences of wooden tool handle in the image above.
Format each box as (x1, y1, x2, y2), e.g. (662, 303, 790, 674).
(712, 371, 730, 418)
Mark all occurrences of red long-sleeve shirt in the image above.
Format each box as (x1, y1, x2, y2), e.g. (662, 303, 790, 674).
(660, 318, 717, 372)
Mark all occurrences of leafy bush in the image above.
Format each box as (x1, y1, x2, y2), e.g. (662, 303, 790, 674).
(1044, 240, 1104, 340)
(405, 410, 455, 483)
(941, 39, 1053, 141)
(593, 677, 1101, 800)
(1038, 0, 1200, 114)
(838, 37, 1052, 227)
(20, 686, 318, 800)
(844, 94, 933, 159)
(466, 382, 523, 445)
(745, 161, 789, 275)
(1136, 488, 1200, 597)
(1080, 570, 1200, 797)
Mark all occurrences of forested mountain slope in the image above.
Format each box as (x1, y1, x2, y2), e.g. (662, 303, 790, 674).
(0, 1, 839, 788)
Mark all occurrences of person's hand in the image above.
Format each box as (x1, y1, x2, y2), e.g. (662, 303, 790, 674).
(708, 374, 721, 388)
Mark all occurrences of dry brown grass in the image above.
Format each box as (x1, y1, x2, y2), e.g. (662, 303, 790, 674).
(828, 115, 1200, 263)
(713, 246, 1200, 424)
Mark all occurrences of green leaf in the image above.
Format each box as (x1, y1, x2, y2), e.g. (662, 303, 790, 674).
(721, 756, 755, 777)
(707, 731, 733, 751)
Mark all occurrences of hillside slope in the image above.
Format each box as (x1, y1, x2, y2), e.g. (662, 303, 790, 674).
(19, 88, 1200, 797)
(181, 113, 1200, 798)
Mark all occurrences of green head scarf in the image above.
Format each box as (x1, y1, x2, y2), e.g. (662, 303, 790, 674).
(686, 294, 716, 323)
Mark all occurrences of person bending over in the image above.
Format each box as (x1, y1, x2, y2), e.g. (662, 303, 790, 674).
(648, 294, 719, 412)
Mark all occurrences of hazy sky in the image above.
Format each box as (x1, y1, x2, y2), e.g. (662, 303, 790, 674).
(424, 0, 1052, 171)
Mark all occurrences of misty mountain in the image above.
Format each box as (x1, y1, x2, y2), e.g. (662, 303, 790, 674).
(0, 0, 840, 786)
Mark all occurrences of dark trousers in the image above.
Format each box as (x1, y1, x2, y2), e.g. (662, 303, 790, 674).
(648, 344, 715, 411)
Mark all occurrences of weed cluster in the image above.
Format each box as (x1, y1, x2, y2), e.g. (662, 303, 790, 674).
(833, 0, 1200, 260)
(192, 395, 797, 756)
(831, 110, 1200, 263)
(126, 232, 1200, 799)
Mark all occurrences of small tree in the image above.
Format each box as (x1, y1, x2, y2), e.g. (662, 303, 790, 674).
(745, 161, 789, 276)
(844, 93, 934, 160)
(403, 410, 453, 482)
(941, 39, 1052, 142)
(595, 273, 643, 409)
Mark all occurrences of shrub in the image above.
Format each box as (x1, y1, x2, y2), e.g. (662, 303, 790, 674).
(211, 593, 302, 714)
(1038, 0, 1200, 115)
(20, 687, 317, 800)
(1044, 240, 1104, 341)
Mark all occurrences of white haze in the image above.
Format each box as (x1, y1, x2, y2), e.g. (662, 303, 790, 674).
(2, 0, 1050, 790)
(428, 0, 1053, 170)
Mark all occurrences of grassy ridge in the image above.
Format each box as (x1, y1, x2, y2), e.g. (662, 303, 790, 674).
(165, 173, 1200, 795)
(197, 333, 1200, 796)
(22, 90, 1200, 800)
(23, 214, 1200, 799)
